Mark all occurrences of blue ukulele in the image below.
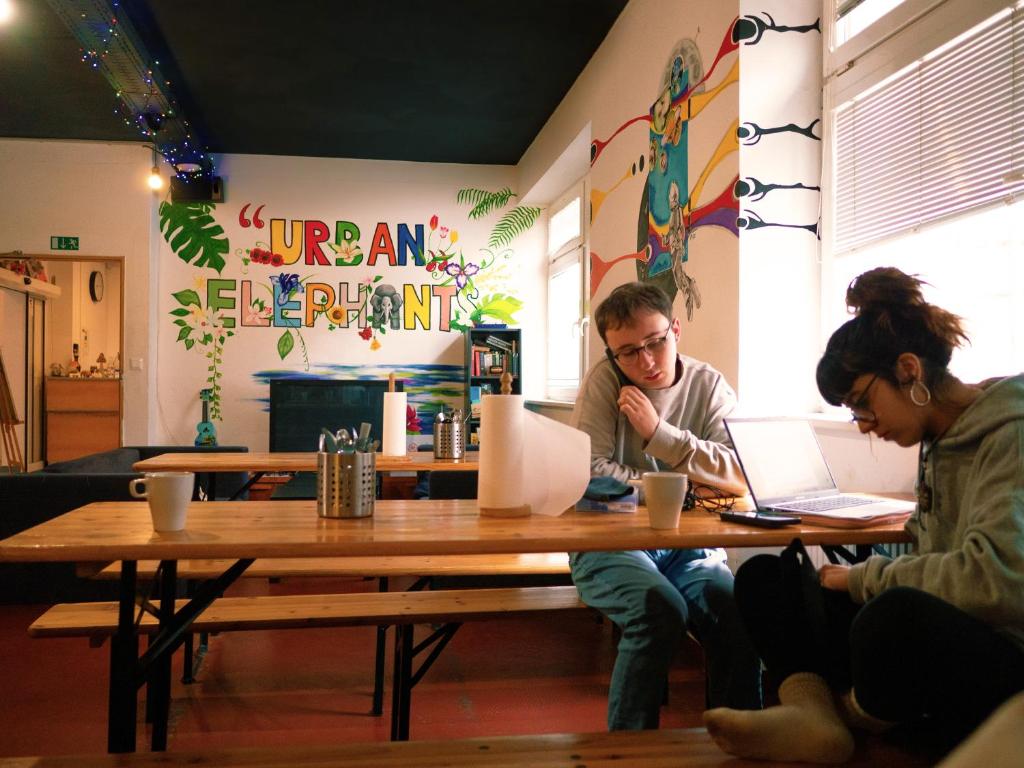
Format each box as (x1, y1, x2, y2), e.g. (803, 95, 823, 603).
(194, 388, 218, 447)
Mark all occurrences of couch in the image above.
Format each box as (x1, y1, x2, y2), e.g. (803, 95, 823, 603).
(0, 445, 248, 604)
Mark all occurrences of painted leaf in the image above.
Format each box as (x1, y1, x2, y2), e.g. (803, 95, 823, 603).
(176, 326, 191, 342)
(277, 329, 295, 360)
(457, 187, 515, 219)
(159, 201, 229, 273)
(169, 307, 190, 317)
(474, 293, 522, 324)
(488, 206, 542, 249)
(172, 289, 202, 307)
(184, 338, 195, 350)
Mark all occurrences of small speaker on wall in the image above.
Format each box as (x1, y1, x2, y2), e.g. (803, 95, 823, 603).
(170, 176, 225, 204)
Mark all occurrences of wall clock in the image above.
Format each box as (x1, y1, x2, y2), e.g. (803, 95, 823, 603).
(89, 270, 104, 302)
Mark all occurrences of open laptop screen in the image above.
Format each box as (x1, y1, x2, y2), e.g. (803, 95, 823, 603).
(725, 418, 838, 503)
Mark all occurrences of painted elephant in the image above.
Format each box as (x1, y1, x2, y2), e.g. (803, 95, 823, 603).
(370, 284, 402, 329)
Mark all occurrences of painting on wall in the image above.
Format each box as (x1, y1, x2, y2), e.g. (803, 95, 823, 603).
(158, 181, 539, 440)
(589, 9, 822, 319)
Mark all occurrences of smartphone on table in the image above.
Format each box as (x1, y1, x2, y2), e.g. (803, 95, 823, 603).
(719, 510, 801, 528)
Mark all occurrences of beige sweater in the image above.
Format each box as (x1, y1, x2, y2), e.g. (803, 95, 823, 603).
(571, 354, 747, 496)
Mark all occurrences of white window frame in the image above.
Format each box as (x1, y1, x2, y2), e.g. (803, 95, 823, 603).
(545, 179, 588, 402)
(820, 0, 1024, 398)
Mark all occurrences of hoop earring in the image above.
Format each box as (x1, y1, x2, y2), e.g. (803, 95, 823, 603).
(910, 379, 931, 407)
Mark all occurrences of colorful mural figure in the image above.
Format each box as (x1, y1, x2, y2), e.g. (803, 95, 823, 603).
(590, 20, 741, 319)
(160, 186, 537, 421)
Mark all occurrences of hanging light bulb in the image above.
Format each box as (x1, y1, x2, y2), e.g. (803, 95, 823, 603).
(147, 147, 163, 190)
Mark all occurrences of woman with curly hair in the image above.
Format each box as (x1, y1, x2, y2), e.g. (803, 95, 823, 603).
(704, 267, 1024, 763)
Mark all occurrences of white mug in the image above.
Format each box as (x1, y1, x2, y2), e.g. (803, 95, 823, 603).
(642, 471, 688, 529)
(130, 471, 194, 532)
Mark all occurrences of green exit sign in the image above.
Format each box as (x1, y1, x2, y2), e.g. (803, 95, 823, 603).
(50, 236, 79, 251)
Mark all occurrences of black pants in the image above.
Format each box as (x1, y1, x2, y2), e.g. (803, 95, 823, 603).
(735, 554, 1024, 740)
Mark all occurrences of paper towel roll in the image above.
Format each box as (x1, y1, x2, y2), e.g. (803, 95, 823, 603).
(477, 396, 590, 518)
(382, 391, 407, 456)
(478, 394, 529, 517)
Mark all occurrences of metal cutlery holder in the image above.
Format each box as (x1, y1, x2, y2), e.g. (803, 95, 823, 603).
(433, 414, 466, 459)
(317, 450, 376, 518)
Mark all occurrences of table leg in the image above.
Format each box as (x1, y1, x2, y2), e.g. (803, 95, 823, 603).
(390, 625, 413, 741)
(150, 560, 177, 751)
(372, 576, 388, 716)
(107, 561, 139, 753)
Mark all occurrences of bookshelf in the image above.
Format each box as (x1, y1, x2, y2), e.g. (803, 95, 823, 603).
(464, 327, 521, 443)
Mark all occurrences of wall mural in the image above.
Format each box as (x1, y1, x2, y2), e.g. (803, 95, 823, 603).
(589, 11, 822, 317)
(160, 189, 539, 426)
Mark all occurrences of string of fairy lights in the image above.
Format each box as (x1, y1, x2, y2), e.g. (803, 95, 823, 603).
(45, 0, 214, 185)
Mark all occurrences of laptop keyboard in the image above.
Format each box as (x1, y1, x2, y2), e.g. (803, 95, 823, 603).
(779, 495, 875, 512)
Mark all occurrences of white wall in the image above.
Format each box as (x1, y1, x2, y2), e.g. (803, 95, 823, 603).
(153, 153, 540, 449)
(737, 0, 823, 414)
(0, 139, 155, 444)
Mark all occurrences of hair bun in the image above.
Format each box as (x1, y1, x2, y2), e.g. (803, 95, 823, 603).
(845, 267, 927, 316)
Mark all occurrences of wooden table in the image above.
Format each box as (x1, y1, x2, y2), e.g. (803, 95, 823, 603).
(0, 499, 911, 753)
(133, 450, 479, 500)
(133, 451, 479, 474)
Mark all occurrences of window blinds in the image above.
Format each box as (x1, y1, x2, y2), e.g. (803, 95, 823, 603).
(832, 5, 1024, 253)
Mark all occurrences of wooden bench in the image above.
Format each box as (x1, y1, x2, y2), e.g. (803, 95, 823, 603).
(30, 585, 586, 742)
(0, 727, 933, 766)
(83, 553, 572, 693)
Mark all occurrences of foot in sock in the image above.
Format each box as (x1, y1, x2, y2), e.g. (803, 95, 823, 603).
(703, 672, 855, 764)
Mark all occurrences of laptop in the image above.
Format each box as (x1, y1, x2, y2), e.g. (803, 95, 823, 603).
(724, 417, 915, 526)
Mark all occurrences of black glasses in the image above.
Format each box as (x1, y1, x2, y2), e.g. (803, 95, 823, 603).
(607, 328, 672, 365)
(847, 374, 879, 424)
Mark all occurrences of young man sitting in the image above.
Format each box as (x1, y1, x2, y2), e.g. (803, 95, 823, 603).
(570, 281, 762, 730)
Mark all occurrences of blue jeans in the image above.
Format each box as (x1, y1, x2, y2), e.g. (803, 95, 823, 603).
(570, 548, 762, 730)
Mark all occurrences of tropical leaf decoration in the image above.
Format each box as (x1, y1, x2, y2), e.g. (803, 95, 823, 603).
(470, 293, 523, 325)
(456, 186, 516, 220)
(487, 205, 542, 249)
(158, 201, 229, 273)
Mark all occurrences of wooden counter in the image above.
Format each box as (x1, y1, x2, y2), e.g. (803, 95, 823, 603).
(45, 377, 121, 463)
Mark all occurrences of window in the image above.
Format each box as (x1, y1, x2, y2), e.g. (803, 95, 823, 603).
(822, 0, 1024, 388)
(546, 182, 587, 400)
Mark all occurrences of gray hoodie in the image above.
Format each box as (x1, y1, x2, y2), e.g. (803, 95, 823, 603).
(848, 374, 1024, 648)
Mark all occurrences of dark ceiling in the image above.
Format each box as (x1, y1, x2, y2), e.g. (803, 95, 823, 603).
(0, 0, 628, 165)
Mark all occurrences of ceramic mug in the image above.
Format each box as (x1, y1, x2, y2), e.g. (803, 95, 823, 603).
(130, 471, 194, 532)
(642, 471, 688, 529)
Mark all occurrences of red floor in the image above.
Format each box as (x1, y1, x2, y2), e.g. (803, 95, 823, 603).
(0, 576, 708, 757)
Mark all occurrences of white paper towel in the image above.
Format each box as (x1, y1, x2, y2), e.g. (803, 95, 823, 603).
(382, 391, 407, 456)
(478, 395, 590, 517)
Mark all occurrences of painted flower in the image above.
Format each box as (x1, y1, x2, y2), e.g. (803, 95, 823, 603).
(370, 338, 381, 351)
(328, 306, 347, 324)
(450, 230, 458, 244)
(192, 274, 207, 292)
(358, 326, 373, 340)
(429, 214, 439, 231)
(445, 261, 480, 289)
(270, 273, 302, 305)
(244, 304, 271, 324)
(440, 226, 449, 238)
(330, 239, 362, 264)
(270, 252, 284, 267)
(406, 404, 421, 434)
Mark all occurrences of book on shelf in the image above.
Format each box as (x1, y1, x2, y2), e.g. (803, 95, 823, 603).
(484, 334, 512, 352)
